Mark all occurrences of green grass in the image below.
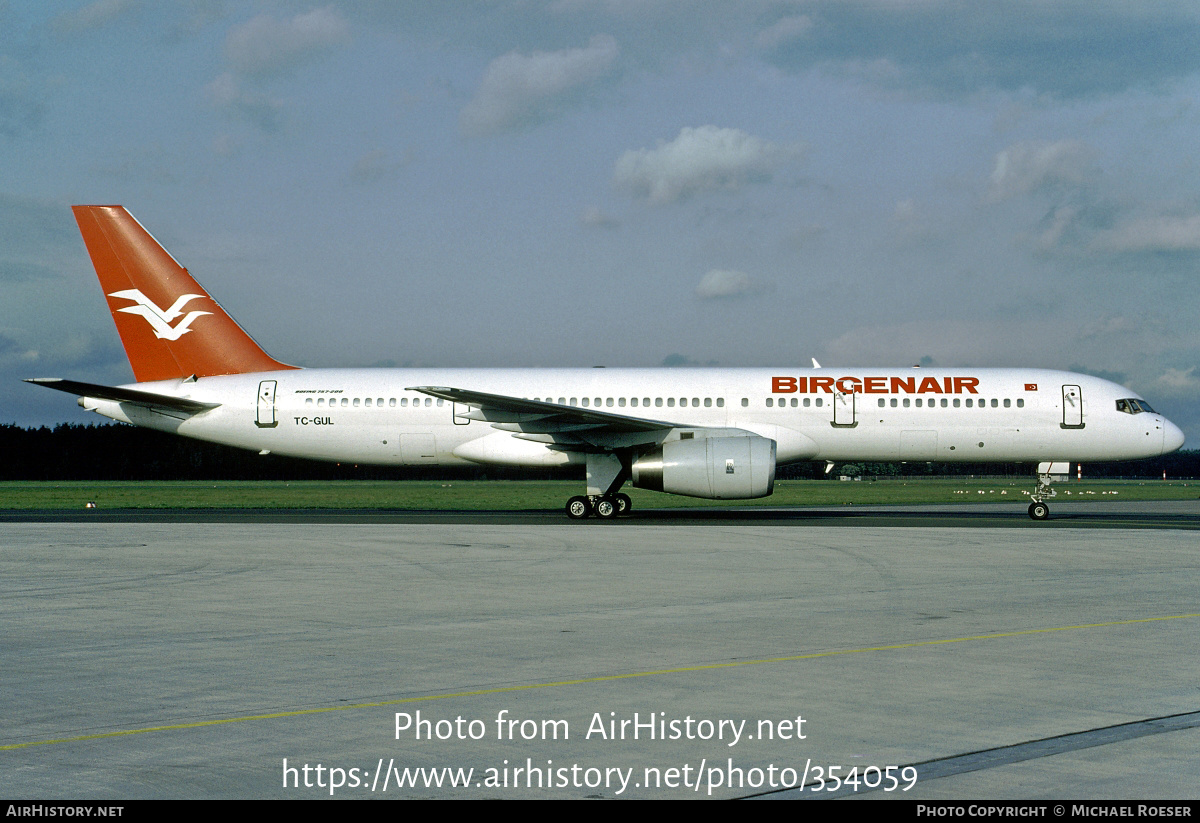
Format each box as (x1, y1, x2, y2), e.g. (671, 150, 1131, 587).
(0, 478, 1194, 511)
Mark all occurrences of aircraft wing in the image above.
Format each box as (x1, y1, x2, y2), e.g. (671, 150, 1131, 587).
(407, 385, 684, 449)
(25, 378, 221, 414)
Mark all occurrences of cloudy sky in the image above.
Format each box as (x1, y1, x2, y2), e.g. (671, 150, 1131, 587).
(3, 1, 1200, 443)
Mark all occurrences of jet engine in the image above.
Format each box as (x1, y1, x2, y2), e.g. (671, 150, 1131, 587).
(631, 436, 776, 499)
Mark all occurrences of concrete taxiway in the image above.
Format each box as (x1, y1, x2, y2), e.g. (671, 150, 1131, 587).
(2, 503, 1198, 799)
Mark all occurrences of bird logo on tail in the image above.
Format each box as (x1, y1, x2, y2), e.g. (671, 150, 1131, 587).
(107, 289, 213, 341)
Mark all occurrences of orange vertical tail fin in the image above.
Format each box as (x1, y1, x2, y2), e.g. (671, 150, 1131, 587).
(73, 205, 297, 382)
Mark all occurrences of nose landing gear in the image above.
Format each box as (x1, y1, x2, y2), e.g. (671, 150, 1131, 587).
(1027, 461, 1067, 520)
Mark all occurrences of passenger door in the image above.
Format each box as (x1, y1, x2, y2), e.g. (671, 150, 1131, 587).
(1061, 384, 1083, 428)
(255, 380, 278, 428)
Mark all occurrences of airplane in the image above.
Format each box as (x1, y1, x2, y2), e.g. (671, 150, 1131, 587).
(27, 205, 1186, 520)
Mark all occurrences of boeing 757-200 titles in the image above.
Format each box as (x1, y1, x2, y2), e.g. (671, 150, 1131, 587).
(27, 206, 1185, 519)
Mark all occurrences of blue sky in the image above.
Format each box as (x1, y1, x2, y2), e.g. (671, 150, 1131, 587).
(3, 1, 1199, 444)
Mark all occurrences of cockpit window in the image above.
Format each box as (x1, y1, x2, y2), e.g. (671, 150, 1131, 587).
(1116, 398, 1156, 415)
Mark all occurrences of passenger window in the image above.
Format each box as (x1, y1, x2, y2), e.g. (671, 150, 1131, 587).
(716, 398, 724, 407)
(991, 398, 998, 408)
(878, 399, 885, 408)
(965, 399, 973, 408)
(740, 398, 748, 407)
(953, 399, 960, 408)
(607, 398, 614, 407)
(704, 398, 712, 407)
(815, 398, 823, 407)
(890, 398, 897, 407)
(1003, 398, 1011, 408)
(1017, 399, 1024, 408)
(656, 398, 663, 407)
(619, 398, 626, 407)
(941, 398, 948, 407)
(667, 398, 675, 407)
(364, 398, 372, 407)
(766, 398, 774, 407)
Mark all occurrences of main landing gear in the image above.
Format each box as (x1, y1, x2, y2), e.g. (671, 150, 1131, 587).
(565, 493, 632, 520)
(566, 452, 634, 520)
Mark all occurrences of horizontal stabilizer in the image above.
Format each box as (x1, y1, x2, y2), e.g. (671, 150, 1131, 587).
(25, 378, 220, 414)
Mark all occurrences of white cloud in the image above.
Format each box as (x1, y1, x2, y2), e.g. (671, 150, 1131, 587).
(757, 4, 1200, 99)
(52, 0, 137, 33)
(1081, 314, 1139, 341)
(1036, 205, 1080, 252)
(821, 319, 1051, 367)
(1156, 367, 1200, 392)
(225, 6, 351, 78)
(988, 140, 1093, 201)
(614, 126, 795, 204)
(0, 332, 38, 367)
(695, 269, 762, 299)
(580, 206, 620, 229)
(205, 73, 283, 132)
(1096, 214, 1200, 253)
(0, 57, 45, 137)
(756, 15, 813, 51)
(348, 149, 412, 184)
(460, 35, 619, 136)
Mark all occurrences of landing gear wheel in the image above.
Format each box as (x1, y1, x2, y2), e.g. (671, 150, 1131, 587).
(566, 496, 592, 520)
(615, 493, 632, 515)
(1028, 501, 1049, 521)
(594, 497, 618, 519)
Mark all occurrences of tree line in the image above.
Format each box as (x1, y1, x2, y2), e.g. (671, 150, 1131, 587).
(0, 423, 1194, 481)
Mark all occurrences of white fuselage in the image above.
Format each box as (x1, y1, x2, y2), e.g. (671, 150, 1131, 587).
(81, 367, 1184, 468)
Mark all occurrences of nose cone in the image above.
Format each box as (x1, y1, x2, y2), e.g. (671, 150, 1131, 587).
(1163, 419, 1186, 455)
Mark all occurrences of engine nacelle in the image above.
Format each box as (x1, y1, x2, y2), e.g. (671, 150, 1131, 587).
(631, 436, 776, 499)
